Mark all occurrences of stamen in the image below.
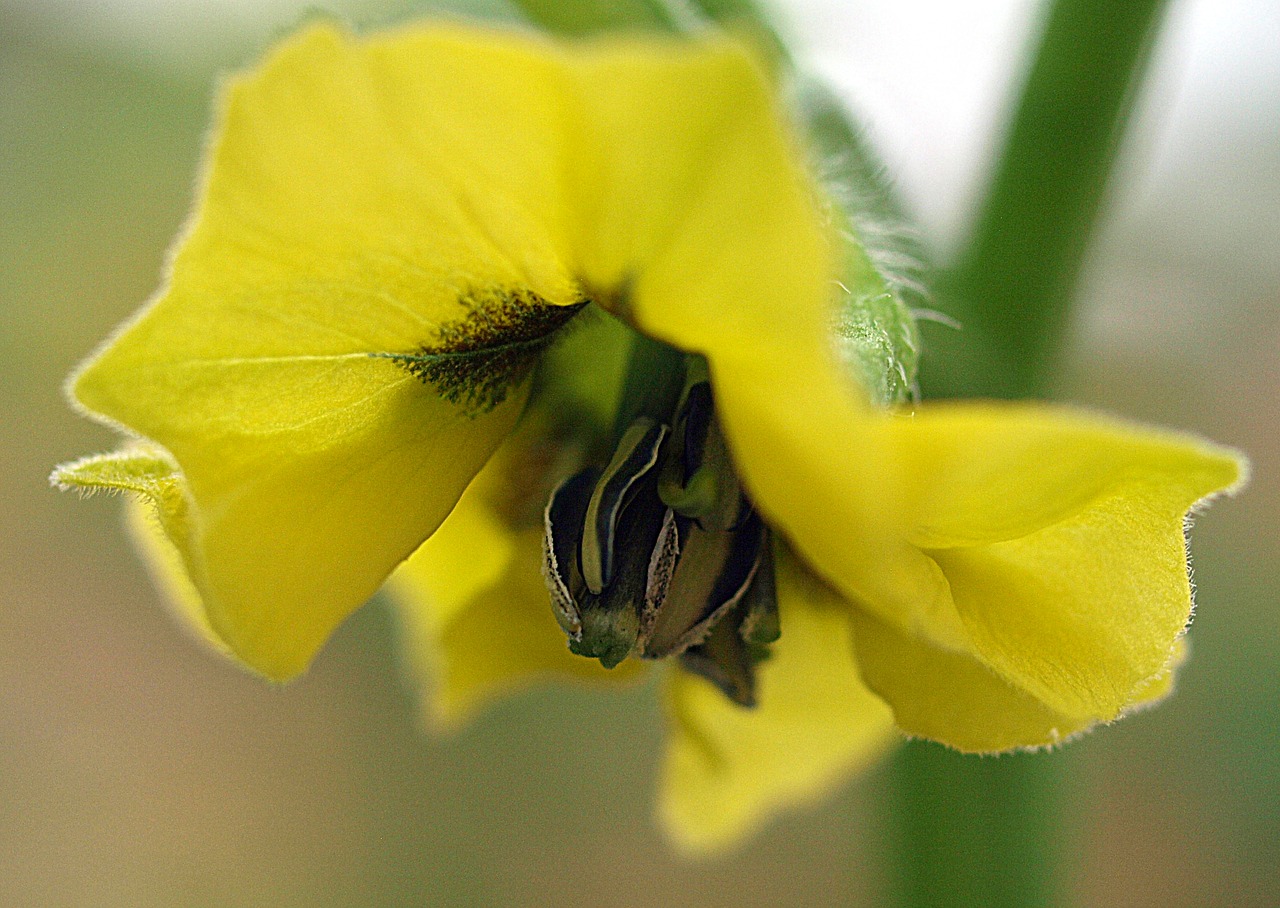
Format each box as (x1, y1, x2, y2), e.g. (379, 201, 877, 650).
(542, 467, 599, 638)
(581, 418, 667, 594)
(641, 513, 764, 658)
(538, 344, 782, 705)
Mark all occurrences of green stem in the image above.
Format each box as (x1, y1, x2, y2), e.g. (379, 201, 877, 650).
(889, 746, 1065, 908)
(893, 1, 1172, 906)
(924, 0, 1172, 399)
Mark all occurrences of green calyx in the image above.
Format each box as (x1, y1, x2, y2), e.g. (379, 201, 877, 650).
(796, 77, 925, 407)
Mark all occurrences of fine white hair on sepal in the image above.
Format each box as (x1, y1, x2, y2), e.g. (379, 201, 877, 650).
(810, 130, 934, 313)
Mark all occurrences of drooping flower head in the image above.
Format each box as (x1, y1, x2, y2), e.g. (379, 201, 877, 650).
(54, 21, 1245, 850)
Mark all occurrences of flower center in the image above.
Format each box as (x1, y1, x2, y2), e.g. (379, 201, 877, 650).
(541, 344, 780, 707)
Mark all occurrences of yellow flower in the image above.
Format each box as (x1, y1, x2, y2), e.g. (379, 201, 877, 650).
(54, 21, 1245, 852)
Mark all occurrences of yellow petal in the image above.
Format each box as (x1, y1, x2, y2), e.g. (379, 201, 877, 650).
(124, 496, 232, 658)
(714, 383, 1244, 748)
(70, 22, 828, 680)
(570, 42, 833, 380)
(849, 609, 1090, 752)
(850, 611, 1190, 753)
(53, 447, 230, 656)
(926, 476, 1194, 720)
(712, 362, 943, 635)
(892, 404, 1240, 722)
(886, 403, 1244, 549)
(1127, 636, 1187, 708)
(387, 448, 643, 731)
(659, 546, 897, 853)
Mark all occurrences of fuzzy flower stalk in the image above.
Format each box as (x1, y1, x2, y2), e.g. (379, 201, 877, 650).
(53, 21, 1245, 851)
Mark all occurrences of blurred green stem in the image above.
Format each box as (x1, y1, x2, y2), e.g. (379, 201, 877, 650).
(890, 746, 1064, 908)
(894, 1, 1171, 907)
(924, 0, 1171, 399)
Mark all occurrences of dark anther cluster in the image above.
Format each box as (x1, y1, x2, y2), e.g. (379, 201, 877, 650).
(384, 289, 587, 415)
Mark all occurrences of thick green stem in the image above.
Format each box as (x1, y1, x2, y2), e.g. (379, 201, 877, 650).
(889, 746, 1065, 908)
(893, 1, 1172, 906)
(924, 0, 1172, 399)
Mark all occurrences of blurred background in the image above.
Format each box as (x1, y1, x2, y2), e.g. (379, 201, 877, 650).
(2, 0, 1275, 904)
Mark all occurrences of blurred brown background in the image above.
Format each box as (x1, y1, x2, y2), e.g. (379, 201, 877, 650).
(2, 1, 1276, 905)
